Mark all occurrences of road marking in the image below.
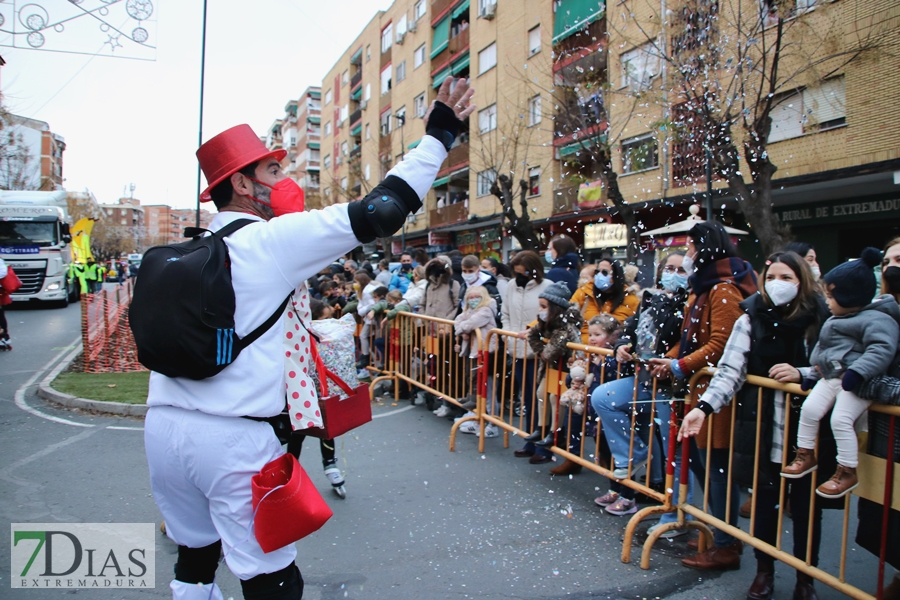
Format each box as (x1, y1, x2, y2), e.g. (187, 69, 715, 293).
(0, 427, 99, 478)
(372, 404, 416, 418)
(14, 338, 95, 428)
(107, 425, 144, 431)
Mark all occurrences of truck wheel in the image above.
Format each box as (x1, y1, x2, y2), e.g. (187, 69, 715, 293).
(54, 295, 69, 309)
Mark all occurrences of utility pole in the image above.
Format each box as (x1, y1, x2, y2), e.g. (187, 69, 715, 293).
(195, 0, 209, 228)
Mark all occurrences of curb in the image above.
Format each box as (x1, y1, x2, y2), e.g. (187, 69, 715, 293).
(36, 344, 148, 417)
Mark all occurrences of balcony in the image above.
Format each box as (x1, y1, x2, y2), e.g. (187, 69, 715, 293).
(380, 46, 392, 69)
(442, 140, 469, 173)
(429, 201, 468, 227)
(431, 0, 460, 22)
(351, 183, 362, 198)
(552, 185, 579, 215)
(349, 109, 362, 126)
(349, 145, 361, 161)
(350, 71, 362, 89)
(449, 28, 469, 54)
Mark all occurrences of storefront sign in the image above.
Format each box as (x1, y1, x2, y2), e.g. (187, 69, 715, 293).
(584, 223, 627, 249)
(428, 231, 452, 246)
(776, 198, 900, 225)
(391, 240, 403, 255)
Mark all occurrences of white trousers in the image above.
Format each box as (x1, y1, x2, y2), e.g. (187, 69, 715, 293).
(145, 406, 297, 581)
(797, 378, 872, 468)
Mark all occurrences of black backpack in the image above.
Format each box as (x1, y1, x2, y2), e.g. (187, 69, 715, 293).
(129, 219, 290, 380)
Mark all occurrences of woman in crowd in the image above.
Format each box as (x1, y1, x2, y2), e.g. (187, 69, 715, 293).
(783, 242, 821, 282)
(423, 256, 462, 417)
(570, 258, 640, 343)
(502, 250, 553, 463)
(403, 265, 428, 312)
(591, 251, 688, 517)
(545, 234, 581, 295)
(648, 221, 757, 572)
(355, 271, 380, 373)
(678, 250, 831, 600)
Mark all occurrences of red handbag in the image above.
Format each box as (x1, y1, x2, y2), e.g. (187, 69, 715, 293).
(251, 453, 333, 553)
(1, 267, 21, 293)
(304, 337, 372, 440)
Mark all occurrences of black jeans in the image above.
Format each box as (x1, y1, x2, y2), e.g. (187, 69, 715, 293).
(751, 461, 822, 566)
(287, 433, 336, 467)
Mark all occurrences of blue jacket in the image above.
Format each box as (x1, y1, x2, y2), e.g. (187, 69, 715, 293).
(545, 252, 580, 295)
(389, 271, 412, 294)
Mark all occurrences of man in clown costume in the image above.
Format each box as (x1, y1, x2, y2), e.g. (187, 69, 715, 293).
(144, 78, 475, 600)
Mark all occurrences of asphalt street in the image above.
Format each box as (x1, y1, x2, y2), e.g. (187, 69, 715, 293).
(0, 295, 892, 599)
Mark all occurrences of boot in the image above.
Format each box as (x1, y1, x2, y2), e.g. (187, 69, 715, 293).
(550, 459, 582, 476)
(782, 448, 818, 479)
(682, 540, 742, 571)
(792, 572, 819, 600)
(523, 430, 543, 442)
(747, 558, 775, 600)
(882, 573, 900, 600)
(816, 464, 858, 498)
(356, 354, 370, 369)
(534, 432, 557, 447)
(740, 493, 753, 518)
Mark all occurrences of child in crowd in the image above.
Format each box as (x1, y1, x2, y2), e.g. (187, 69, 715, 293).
(382, 290, 415, 402)
(579, 265, 597, 288)
(552, 315, 622, 475)
(287, 298, 351, 499)
(782, 248, 900, 498)
(454, 286, 500, 437)
(522, 281, 584, 457)
(366, 286, 390, 369)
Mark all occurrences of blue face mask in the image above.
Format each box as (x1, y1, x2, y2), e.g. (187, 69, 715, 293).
(545, 250, 555, 264)
(467, 299, 481, 310)
(660, 271, 688, 292)
(594, 272, 612, 291)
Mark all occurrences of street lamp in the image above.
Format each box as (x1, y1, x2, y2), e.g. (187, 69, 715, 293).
(394, 112, 406, 249)
(195, 0, 209, 228)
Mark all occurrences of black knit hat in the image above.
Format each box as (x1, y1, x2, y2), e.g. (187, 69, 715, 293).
(823, 247, 882, 308)
(540, 281, 573, 309)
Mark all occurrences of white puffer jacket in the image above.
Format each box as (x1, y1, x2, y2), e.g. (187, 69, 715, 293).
(501, 278, 550, 358)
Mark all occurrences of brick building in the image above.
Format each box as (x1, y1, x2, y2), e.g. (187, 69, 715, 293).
(3, 115, 65, 191)
(144, 204, 214, 246)
(266, 87, 324, 208)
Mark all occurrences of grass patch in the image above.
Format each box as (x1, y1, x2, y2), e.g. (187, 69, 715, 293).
(53, 371, 150, 404)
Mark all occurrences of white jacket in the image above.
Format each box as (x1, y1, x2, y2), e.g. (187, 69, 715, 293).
(357, 281, 380, 316)
(501, 278, 550, 358)
(403, 278, 427, 310)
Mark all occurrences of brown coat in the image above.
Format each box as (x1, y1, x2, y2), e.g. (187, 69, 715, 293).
(667, 282, 748, 448)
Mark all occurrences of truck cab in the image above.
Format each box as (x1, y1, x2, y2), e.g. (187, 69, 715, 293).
(0, 190, 75, 307)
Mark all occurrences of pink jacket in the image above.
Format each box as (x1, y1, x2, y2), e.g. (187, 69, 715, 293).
(453, 305, 498, 357)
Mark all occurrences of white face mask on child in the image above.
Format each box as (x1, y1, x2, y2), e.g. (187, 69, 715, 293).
(538, 310, 548, 321)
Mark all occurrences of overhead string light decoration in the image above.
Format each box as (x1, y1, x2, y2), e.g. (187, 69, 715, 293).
(0, 0, 157, 60)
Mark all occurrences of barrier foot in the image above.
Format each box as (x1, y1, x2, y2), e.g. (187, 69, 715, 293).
(449, 414, 478, 453)
(369, 375, 397, 402)
(622, 505, 670, 564)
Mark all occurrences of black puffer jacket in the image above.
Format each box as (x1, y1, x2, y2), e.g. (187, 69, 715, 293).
(615, 288, 688, 361)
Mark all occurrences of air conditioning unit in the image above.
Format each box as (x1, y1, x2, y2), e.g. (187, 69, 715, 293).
(481, 2, 496, 19)
(408, 20, 417, 33)
(396, 31, 405, 44)
(360, 100, 368, 110)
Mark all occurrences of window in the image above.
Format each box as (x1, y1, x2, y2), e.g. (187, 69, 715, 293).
(365, 83, 371, 101)
(478, 104, 497, 134)
(381, 65, 392, 95)
(366, 44, 371, 62)
(528, 95, 542, 126)
(364, 164, 371, 180)
(396, 60, 407, 83)
(341, 141, 349, 156)
(309, 149, 320, 162)
(365, 123, 371, 140)
(414, 93, 426, 118)
(309, 123, 321, 137)
(396, 106, 406, 127)
(478, 42, 497, 75)
(325, 187, 332, 199)
(528, 26, 541, 56)
(324, 89, 332, 105)
(324, 154, 331, 169)
(380, 110, 393, 136)
(621, 134, 659, 173)
(308, 98, 321, 111)
(415, 0, 426, 20)
(340, 104, 349, 123)
(528, 167, 541, 196)
(324, 121, 332, 137)
(341, 177, 348, 190)
(620, 43, 660, 90)
(342, 70, 349, 86)
(769, 77, 846, 143)
(477, 168, 497, 197)
(414, 44, 426, 68)
(381, 24, 393, 52)
(397, 14, 407, 40)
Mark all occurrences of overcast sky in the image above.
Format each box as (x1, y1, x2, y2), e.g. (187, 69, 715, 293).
(3, 0, 393, 209)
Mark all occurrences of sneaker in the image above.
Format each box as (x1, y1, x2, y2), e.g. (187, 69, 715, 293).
(458, 420, 478, 435)
(648, 522, 688, 539)
(594, 491, 620, 507)
(434, 406, 451, 418)
(432, 407, 443, 415)
(357, 369, 371, 380)
(478, 423, 499, 438)
(612, 459, 647, 480)
(605, 496, 637, 516)
(454, 411, 477, 422)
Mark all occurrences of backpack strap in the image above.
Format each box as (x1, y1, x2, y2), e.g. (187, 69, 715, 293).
(234, 293, 292, 351)
(184, 218, 259, 239)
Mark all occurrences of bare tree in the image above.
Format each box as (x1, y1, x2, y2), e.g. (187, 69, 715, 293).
(0, 115, 40, 190)
(614, 0, 898, 254)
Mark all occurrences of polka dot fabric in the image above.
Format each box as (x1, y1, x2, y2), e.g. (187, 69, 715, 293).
(284, 283, 323, 432)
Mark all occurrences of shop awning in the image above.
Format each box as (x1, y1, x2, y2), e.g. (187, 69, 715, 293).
(431, 17, 450, 59)
(641, 205, 748, 237)
(451, 0, 470, 20)
(559, 141, 589, 158)
(450, 53, 470, 75)
(350, 46, 363, 64)
(553, 0, 605, 44)
(408, 140, 421, 150)
(350, 123, 362, 137)
(432, 175, 451, 188)
(350, 86, 362, 100)
(308, 116, 321, 124)
(432, 66, 451, 88)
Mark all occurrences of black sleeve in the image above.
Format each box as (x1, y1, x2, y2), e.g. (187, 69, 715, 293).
(347, 175, 422, 243)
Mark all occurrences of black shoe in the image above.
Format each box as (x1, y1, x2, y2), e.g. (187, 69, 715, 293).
(524, 430, 543, 442)
(535, 433, 556, 447)
(356, 354, 370, 369)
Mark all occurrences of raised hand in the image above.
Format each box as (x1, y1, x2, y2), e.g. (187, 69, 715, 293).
(425, 77, 476, 122)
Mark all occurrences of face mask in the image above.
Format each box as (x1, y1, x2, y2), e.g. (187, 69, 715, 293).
(681, 254, 695, 276)
(515, 273, 530, 288)
(810, 265, 821, 280)
(661, 271, 689, 293)
(401, 264, 412, 272)
(593, 272, 612, 291)
(765, 279, 799, 306)
(462, 271, 479, 285)
(339, 258, 346, 265)
(545, 250, 555, 264)
(538, 310, 548, 321)
(248, 177, 305, 216)
(467, 299, 481, 310)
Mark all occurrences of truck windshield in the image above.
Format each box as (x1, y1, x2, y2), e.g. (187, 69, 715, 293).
(0, 221, 59, 247)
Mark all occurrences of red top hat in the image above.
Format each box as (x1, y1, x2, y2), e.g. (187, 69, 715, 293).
(197, 124, 287, 202)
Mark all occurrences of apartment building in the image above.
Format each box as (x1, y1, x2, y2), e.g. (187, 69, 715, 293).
(271, 87, 324, 208)
(3, 115, 66, 191)
(144, 205, 213, 246)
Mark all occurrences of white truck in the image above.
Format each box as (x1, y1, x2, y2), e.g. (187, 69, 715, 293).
(0, 190, 76, 307)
